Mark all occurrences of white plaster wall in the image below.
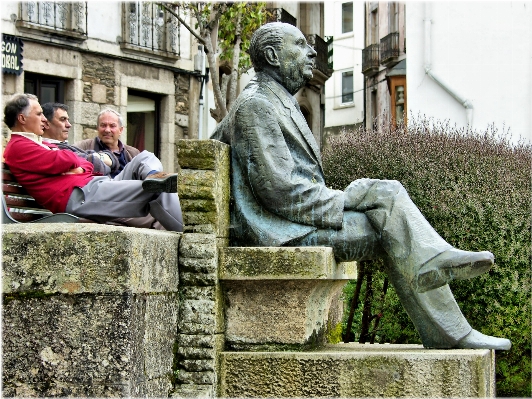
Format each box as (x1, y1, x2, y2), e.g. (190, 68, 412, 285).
(324, 1, 365, 128)
(407, 1, 532, 144)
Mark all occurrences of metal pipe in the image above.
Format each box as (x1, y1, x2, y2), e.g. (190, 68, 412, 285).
(424, 3, 473, 126)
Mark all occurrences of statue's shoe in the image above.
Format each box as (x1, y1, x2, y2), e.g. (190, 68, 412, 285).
(415, 248, 494, 293)
(454, 329, 511, 350)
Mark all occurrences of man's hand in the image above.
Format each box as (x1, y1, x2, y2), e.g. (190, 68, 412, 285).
(99, 152, 113, 166)
(63, 166, 84, 175)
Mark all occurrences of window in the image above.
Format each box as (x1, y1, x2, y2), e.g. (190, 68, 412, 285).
(342, 2, 353, 34)
(24, 73, 65, 104)
(389, 77, 407, 127)
(370, 8, 379, 44)
(127, 91, 160, 157)
(122, 2, 181, 57)
(16, 2, 87, 40)
(389, 2, 399, 33)
(341, 71, 354, 103)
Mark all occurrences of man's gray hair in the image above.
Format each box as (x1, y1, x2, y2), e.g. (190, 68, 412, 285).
(249, 22, 287, 72)
(97, 108, 124, 127)
(3, 93, 39, 129)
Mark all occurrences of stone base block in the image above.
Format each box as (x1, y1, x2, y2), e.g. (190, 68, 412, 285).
(219, 343, 495, 397)
(219, 247, 357, 350)
(2, 224, 181, 397)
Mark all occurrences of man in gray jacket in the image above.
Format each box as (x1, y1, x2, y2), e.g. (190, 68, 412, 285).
(211, 22, 510, 350)
(75, 108, 139, 178)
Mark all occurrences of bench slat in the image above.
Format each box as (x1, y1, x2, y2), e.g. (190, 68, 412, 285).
(2, 183, 30, 196)
(2, 162, 79, 224)
(5, 196, 45, 209)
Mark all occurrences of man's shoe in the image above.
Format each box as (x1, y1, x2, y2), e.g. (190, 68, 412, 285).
(142, 172, 178, 193)
(415, 248, 494, 293)
(455, 329, 511, 350)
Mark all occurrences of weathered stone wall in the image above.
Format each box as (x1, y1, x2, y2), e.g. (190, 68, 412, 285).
(82, 54, 116, 106)
(2, 224, 180, 397)
(172, 139, 230, 398)
(174, 74, 191, 141)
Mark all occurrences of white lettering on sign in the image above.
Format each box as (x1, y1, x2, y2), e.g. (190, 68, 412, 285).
(1, 42, 18, 54)
(2, 54, 19, 70)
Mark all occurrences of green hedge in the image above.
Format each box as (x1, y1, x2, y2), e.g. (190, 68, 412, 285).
(322, 119, 531, 397)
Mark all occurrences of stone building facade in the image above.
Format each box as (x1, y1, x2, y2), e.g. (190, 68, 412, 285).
(1, 1, 201, 172)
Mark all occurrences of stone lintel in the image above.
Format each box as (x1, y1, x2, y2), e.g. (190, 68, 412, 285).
(220, 343, 496, 397)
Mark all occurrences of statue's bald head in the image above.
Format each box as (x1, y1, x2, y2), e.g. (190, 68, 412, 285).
(249, 22, 289, 72)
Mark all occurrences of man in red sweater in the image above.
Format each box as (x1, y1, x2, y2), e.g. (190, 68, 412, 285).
(3, 93, 183, 232)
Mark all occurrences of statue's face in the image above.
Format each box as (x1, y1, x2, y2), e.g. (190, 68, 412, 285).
(277, 25, 317, 94)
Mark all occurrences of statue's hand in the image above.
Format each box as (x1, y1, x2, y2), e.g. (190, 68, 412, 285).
(343, 178, 377, 210)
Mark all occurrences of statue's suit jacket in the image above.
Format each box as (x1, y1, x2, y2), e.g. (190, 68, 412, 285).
(211, 72, 472, 347)
(211, 72, 346, 246)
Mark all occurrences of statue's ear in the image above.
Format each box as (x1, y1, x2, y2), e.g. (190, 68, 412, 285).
(263, 46, 280, 67)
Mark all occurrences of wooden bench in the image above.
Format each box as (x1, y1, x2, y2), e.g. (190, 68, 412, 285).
(2, 162, 80, 224)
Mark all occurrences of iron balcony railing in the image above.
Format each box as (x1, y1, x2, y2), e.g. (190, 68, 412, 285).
(266, 8, 297, 26)
(362, 43, 379, 75)
(17, 1, 87, 39)
(306, 34, 332, 76)
(121, 2, 181, 57)
(380, 32, 400, 63)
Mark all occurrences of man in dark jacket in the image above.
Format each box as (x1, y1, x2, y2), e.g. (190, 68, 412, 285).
(73, 108, 164, 229)
(42, 102, 119, 176)
(210, 22, 510, 350)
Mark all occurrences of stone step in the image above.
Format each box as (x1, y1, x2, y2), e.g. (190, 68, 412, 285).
(220, 343, 495, 397)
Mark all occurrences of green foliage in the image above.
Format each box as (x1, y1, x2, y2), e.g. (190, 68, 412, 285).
(218, 2, 269, 74)
(326, 321, 344, 344)
(189, 1, 269, 75)
(323, 118, 532, 397)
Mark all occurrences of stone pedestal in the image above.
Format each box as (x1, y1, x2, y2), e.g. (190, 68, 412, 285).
(218, 246, 357, 350)
(2, 224, 180, 397)
(220, 343, 496, 397)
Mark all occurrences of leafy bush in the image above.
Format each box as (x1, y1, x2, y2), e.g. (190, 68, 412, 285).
(322, 117, 531, 397)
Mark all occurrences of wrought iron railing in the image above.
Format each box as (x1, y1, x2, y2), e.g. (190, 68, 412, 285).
(362, 44, 379, 74)
(306, 34, 331, 76)
(17, 1, 87, 38)
(266, 8, 297, 26)
(121, 2, 180, 57)
(380, 32, 400, 63)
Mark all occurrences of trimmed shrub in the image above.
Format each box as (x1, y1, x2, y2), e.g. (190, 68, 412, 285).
(322, 117, 531, 397)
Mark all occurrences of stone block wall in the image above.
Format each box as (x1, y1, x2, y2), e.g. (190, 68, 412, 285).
(172, 139, 230, 398)
(2, 225, 180, 397)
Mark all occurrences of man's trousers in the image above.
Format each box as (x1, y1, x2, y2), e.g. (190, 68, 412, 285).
(65, 151, 183, 232)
